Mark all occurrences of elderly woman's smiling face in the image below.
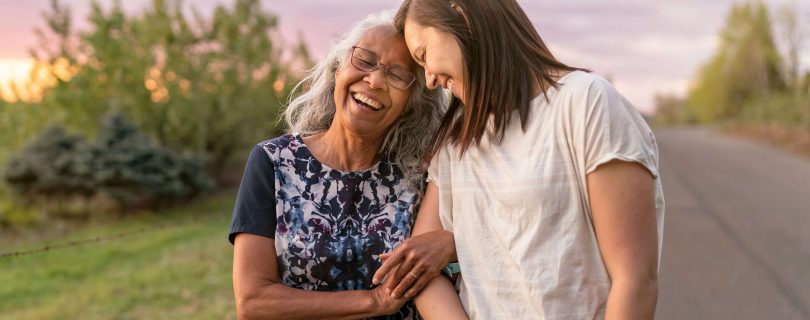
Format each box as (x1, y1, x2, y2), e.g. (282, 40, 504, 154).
(333, 25, 416, 138)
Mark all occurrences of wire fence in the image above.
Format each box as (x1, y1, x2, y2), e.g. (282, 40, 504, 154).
(0, 224, 170, 258)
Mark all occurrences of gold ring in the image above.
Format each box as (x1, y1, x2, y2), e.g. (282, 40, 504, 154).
(407, 272, 419, 279)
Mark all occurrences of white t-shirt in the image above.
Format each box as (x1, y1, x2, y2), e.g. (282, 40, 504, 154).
(427, 71, 665, 319)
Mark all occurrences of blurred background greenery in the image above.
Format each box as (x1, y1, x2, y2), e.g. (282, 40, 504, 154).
(0, 0, 311, 225)
(0, 0, 311, 317)
(0, 0, 808, 318)
(654, 1, 810, 155)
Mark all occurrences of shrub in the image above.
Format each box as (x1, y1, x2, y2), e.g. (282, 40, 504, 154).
(2, 126, 95, 205)
(2, 112, 212, 215)
(92, 112, 213, 210)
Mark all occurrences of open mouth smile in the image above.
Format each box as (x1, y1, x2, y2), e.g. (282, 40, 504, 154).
(352, 92, 383, 111)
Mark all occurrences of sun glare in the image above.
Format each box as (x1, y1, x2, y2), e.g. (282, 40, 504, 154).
(0, 58, 36, 102)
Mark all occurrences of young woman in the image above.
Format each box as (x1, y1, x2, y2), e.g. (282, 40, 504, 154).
(374, 1, 665, 319)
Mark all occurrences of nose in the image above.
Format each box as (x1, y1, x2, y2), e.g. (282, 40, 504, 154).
(424, 69, 439, 90)
(365, 69, 387, 90)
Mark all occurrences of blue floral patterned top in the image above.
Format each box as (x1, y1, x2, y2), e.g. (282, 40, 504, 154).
(229, 133, 419, 319)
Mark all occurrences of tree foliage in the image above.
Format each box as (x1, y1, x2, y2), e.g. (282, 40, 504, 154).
(25, 0, 308, 178)
(686, 1, 785, 123)
(774, 2, 805, 92)
(653, 93, 693, 125)
(1, 0, 310, 223)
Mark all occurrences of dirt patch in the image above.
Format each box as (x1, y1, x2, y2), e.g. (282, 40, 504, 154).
(721, 122, 810, 159)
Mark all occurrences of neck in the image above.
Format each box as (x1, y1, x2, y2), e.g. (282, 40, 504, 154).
(304, 126, 383, 172)
(532, 70, 571, 98)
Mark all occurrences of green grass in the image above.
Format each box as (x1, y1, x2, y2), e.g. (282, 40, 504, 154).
(0, 192, 238, 320)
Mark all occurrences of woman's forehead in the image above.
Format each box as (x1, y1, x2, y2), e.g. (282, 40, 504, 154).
(402, 20, 434, 55)
(356, 26, 412, 64)
(357, 25, 399, 45)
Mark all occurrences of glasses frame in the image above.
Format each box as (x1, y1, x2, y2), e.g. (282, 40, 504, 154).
(350, 46, 417, 91)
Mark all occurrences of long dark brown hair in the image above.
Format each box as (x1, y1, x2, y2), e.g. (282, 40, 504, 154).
(395, 0, 587, 161)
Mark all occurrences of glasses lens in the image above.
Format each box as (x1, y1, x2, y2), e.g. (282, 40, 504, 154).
(352, 47, 377, 71)
(386, 67, 416, 90)
(351, 46, 415, 90)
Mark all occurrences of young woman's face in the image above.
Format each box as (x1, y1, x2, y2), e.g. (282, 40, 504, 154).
(403, 18, 466, 104)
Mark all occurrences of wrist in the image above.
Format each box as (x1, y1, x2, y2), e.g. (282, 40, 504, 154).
(365, 288, 384, 316)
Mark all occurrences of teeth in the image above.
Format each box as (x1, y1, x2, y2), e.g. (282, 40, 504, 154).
(352, 92, 382, 110)
(447, 79, 454, 92)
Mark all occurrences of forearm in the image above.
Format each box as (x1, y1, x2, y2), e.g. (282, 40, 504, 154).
(237, 282, 377, 320)
(604, 277, 658, 320)
(414, 277, 467, 320)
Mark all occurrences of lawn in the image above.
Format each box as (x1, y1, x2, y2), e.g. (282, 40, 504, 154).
(0, 191, 239, 320)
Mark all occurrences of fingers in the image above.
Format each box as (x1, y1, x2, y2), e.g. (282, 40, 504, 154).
(404, 273, 434, 299)
(391, 270, 420, 298)
(372, 277, 410, 315)
(386, 255, 418, 291)
(393, 252, 418, 279)
(380, 265, 400, 294)
(373, 249, 404, 284)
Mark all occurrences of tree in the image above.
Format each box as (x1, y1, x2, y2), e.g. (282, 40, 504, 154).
(687, 1, 785, 122)
(28, 0, 310, 180)
(774, 2, 805, 92)
(653, 93, 694, 125)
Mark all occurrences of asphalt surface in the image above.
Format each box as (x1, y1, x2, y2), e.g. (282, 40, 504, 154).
(655, 127, 810, 320)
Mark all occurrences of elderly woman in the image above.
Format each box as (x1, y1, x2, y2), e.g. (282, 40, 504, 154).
(228, 11, 447, 320)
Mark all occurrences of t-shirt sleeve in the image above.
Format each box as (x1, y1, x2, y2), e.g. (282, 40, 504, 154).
(426, 150, 441, 184)
(580, 76, 659, 179)
(228, 144, 277, 244)
(425, 145, 455, 233)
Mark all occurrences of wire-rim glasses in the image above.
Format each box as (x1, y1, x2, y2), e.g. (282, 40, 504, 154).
(350, 46, 416, 91)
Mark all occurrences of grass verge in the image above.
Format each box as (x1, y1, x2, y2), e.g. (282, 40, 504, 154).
(0, 191, 238, 320)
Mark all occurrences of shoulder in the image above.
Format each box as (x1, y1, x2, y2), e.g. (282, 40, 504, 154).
(549, 71, 634, 120)
(427, 142, 457, 173)
(555, 71, 618, 101)
(259, 133, 298, 151)
(256, 133, 307, 159)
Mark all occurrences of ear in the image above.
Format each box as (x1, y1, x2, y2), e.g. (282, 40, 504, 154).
(334, 61, 343, 76)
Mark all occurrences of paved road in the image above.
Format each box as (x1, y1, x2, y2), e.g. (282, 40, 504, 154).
(655, 127, 810, 320)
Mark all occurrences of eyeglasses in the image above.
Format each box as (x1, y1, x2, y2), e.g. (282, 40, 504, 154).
(350, 46, 417, 91)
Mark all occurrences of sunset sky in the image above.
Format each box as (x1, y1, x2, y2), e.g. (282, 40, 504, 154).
(1, 0, 808, 113)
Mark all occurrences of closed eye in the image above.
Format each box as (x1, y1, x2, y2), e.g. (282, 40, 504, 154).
(357, 58, 376, 68)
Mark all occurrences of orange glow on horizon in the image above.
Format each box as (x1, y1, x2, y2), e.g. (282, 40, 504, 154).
(0, 58, 36, 102)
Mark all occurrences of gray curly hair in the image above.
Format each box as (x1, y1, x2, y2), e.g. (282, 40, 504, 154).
(283, 10, 446, 194)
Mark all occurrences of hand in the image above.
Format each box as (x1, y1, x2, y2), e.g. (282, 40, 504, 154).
(372, 230, 456, 299)
(369, 273, 409, 316)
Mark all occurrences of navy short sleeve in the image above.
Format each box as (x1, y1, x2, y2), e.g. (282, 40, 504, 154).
(228, 144, 277, 244)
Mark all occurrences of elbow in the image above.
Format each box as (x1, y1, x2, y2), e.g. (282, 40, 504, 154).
(636, 270, 658, 297)
(235, 293, 259, 320)
(235, 289, 282, 320)
(613, 270, 659, 299)
(643, 270, 659, 297)
(641, 276, 659, 299)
